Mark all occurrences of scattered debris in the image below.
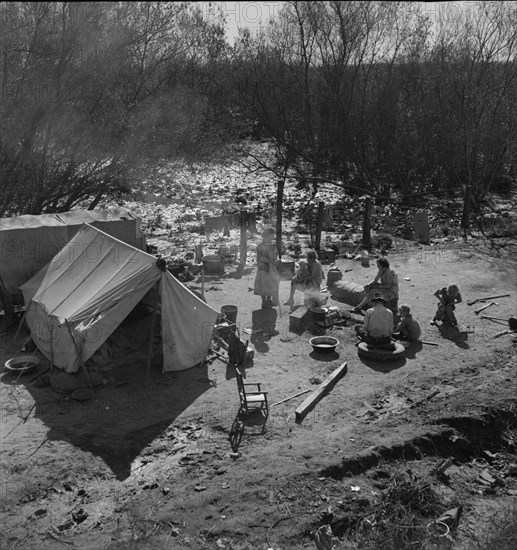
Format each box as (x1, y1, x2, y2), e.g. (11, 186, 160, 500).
(481, 450, 497, 462)
(474, 301, 498, 315)
(478, 470, 496, 485)
(314, 524, 337, 550)
(71, 509, 88, 524)
(410, 389, 440, 408)
(56, 519, 75, 532)
(467, 293, 510, 306)
(436, 506, 463, 530)
(435, 457, 454, 475)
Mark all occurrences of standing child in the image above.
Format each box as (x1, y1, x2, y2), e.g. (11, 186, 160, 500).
(393, 304, 421, 341)
(254, 227, 280, 309)
(432, 284, 462, 326)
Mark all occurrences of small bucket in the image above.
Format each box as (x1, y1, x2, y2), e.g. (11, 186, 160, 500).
(202, 254, 224, 274)
(311, 307, 327, 325)
(361, 251, 370, 268)
(327, 268, 343, 286)
(221, 305, 238, 325)
(318, 249, 336, 264)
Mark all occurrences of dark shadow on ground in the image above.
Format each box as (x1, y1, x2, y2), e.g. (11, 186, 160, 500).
(250, 309, 278, 353)
(195, 273, 224, 282)
(400, 340, 423, 359)
(436, 324, 471, 349)
(229, 408, 268, 451)
(226, 267, 254, 279)
(309, 350, 340, 362)
(250, 338, 270, 353)
(2, 315, 214, 481)
(8, 360, 212, 481)
(358, 355, 407, 372)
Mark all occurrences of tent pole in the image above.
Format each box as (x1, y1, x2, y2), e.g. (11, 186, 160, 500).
(65, 320, 94, 391)
(49, 324, 54, 374)
(201, 269, 205, 300)
(13, 302, 31, 343)
(146, 281, 160, 381)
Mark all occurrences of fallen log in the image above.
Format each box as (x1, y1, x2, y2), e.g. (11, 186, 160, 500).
(295, 362, 347, 422)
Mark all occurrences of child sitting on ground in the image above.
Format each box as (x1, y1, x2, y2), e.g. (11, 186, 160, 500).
(393, 304, 421, 341)
(432, 283, 462, 326)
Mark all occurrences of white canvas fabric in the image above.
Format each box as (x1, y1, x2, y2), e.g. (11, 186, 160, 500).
(0, 207, 145, 294)
(20, 224, 218, 373)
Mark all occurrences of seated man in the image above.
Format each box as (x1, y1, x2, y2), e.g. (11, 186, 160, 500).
(284, 250, 323, 308)
(355, 292, 393, 346)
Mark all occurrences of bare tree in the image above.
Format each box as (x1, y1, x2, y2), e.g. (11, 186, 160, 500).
(0, 2, 227, 216)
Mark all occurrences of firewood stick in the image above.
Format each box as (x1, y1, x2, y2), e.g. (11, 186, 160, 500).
(271, 389, 311, 407)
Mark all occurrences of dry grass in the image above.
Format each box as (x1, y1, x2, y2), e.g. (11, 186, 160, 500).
(344, 469, 457, 550)
(471, 499, 517, 550)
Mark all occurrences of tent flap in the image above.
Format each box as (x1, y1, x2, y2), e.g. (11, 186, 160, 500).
(161, 272, 218, 372)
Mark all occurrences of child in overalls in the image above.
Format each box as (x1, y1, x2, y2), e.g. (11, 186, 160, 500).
(432, 284, 462, 326)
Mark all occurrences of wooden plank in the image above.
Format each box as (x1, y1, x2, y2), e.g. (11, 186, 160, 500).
(295, 362, 347, 422)
(289, 305, 309, 319)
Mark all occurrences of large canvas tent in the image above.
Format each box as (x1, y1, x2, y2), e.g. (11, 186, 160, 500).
(0, 206, 145, 296)
(20, 224, 219, 373)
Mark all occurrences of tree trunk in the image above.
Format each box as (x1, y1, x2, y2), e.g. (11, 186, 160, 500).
(460, 185, 471, 239)
(239, 210, 248, 271)
(276, 179, 284, 259)
(314, 201, 325, 251)
(362, 197, 372, 249)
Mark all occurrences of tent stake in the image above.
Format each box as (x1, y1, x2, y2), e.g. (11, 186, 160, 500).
(146, 281, 160, 381)
(65, 320, 94, 391)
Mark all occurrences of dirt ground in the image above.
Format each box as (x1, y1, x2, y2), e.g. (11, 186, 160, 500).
(1, 237, 516, 550)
